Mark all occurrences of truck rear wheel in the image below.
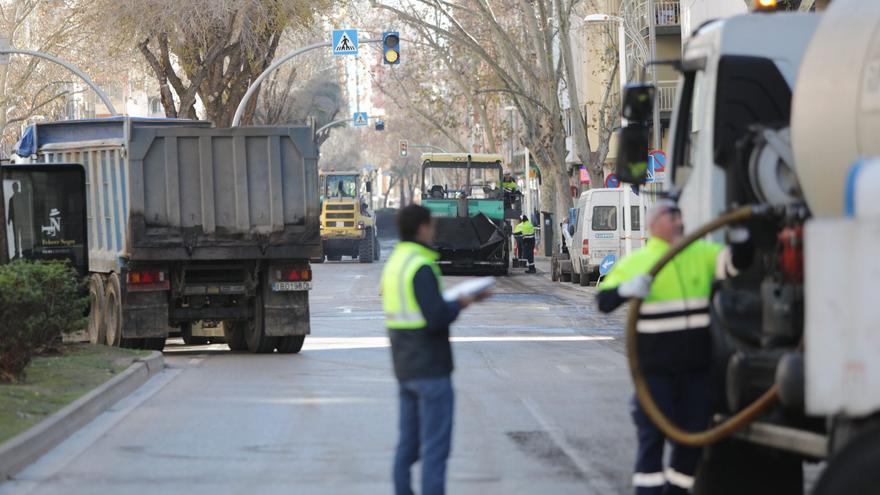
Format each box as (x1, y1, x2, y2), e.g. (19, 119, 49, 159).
(571, 270, 581, 285)
(223, 321, 248, 351)
(813, 426, 880, 495)
(694, 438, 802, 495)
(579, 267, 591, 286)
(374, 237, 381, 261)
(104, 273, 140, 348)
(246, 290, 278, 353)
(88, 274, 106, 345)
(277, 335, 306, 354)
(551, 255, 560, 281)
(359, 228, 375, 263)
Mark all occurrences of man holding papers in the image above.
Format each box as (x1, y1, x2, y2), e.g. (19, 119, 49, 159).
(381, 204, 491, 495)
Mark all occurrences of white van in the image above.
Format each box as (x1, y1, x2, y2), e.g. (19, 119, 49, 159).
(568, 188, 648, 285)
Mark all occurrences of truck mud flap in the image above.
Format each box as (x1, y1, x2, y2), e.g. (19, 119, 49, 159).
(123, 291, 174, 338)
(263, 289, 310, 337)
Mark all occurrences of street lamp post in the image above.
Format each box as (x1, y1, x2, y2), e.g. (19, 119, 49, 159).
(583, 13, 635, 256)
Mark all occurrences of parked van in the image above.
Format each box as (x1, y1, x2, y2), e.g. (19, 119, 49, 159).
(568, 188, 649, 285)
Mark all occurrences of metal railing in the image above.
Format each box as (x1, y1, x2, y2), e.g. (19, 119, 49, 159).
(657, 81, 678, 112)
(653, 0, 681, 28)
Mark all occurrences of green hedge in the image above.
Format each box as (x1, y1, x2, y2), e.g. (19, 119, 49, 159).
(0, 262, 88, 382)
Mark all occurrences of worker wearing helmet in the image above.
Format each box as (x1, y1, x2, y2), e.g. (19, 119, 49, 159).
(501, 172, 518, 192)
(513, 215, 536, 273)
(595, 200, 750, 495)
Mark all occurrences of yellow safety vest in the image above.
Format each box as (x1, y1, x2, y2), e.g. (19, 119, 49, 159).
(381, 241, 443, 330)
(514, 220, 535, 236)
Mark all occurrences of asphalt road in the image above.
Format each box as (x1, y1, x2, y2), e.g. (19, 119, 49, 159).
(1, 247, 635, 495)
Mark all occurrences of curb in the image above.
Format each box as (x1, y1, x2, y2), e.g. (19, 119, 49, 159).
(0, 350, 164, 480)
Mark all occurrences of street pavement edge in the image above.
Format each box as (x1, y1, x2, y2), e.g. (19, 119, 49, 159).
(0, 351, 165, 481)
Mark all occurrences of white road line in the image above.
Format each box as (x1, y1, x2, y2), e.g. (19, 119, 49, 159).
(0, 369, 182, 494)
(520, 397, 617, 493)
(556, 364, 572, 374)
(188, 356, 205, 366)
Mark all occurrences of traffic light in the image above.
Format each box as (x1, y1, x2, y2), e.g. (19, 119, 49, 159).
(375, 119, 385, 131)
(383, 31, 400, 65)
(399, 140, 408, 157)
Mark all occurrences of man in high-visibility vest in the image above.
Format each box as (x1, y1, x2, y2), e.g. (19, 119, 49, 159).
(513, 215, 536, 273)
(595, 200, 750, 495)
(382, 204, 490, 495)
(501, 172, 518, 192)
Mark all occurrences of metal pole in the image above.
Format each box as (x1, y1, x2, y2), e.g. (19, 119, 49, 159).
(647, 0, 662, 151)
(0, 48, 118, 116)
(232, 38, 383, 127)
(617, 20, 628, 127)
(524, 147, 530, 220)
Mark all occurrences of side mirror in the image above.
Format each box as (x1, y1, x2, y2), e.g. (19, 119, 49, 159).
(622, 84, 656, 122)
(616, 124, 650, 185)
(366, 181, 372, 193)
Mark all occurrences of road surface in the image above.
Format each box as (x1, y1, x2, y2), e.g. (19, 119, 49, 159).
(1, 247, 635, 495)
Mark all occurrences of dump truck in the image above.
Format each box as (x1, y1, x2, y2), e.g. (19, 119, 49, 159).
(318, 170, 379, 263)
(4, 117, 320, 354)
(419, 153, 518, 275)
(612, 1, 880, 493)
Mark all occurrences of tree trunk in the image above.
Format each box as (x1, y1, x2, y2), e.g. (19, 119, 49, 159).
(0, 169, 7, 264)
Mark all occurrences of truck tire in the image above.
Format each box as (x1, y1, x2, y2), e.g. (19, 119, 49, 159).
(571, 270, 581, 285)
(277, 335, 306, 354)
(104, 273, 139, 348)
(311, 255, 325, 264)
(181, 323, 209, 346)
(694, 438, 802, 495)
(328, 254, 342, 262)
(223, 321, 248, 351)
(359, 228, 375, 264)
(580, 267, 591, 286)
(88, 274, 106, 345)
(551, 256, 560, 281)
(245, 290, 278, 354)
(813, 426, 880, 495)
(374, 237, 381, 261)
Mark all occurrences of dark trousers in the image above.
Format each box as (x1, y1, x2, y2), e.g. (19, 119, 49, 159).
(522, 236, 535, 270)
(631, 371, 711, 495)
(514, 234, 524, 261)
(394, 374, 454, 495)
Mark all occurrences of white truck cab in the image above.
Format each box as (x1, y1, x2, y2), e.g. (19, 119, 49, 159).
(568, 187, 646, 285)
(667, 13, 819, 235)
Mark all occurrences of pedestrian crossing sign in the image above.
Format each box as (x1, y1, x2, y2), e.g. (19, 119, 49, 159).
(353, 112, 368, 126)
(332, 29, 358, 56)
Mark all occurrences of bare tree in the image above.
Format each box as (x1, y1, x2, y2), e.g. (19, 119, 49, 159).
(96, 0, 328, 126)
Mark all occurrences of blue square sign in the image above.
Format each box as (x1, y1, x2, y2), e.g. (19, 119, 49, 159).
(333, 29, 358, 56)
(353, 112, 368, 126)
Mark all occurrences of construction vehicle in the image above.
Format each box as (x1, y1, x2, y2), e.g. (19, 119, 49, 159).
(613, 1, 880, 493)
(318, 170, 379, 263)
(4, 118, 320, 354)
(419, 153, 518, 275)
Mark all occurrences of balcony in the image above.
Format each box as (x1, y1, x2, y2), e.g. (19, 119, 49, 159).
(630, 0, 681, 35)
(657, 80, 677, 113)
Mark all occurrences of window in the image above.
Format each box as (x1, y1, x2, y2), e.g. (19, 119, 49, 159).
(592, 206, 617, 231)
(630, 206, 641, 231)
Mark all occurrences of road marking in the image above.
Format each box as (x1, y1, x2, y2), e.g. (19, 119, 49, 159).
(520, 397, 617, 493)
(339, 306, 353, 313)
(0, 369, 182, 493)
(556, 364, 572, 374)
(188, 356, 205, 366)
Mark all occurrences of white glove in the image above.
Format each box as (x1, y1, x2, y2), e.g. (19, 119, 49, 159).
(618, 275, 653, 299)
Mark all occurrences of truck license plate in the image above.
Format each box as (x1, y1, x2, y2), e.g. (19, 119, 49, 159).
(335, 221, 345, 227)
(271, 281, 312, 292)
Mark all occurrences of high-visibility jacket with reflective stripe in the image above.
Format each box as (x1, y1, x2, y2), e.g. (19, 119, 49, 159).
(514, 220, 535, 237)
(599, 237, 722, 373)
(382, 241, 443, 329)
(502, 180, 518, 191)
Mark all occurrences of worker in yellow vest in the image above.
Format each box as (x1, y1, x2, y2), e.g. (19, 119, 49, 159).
(596, 200, 751, 495)
(513, 215, 536, 273)
(382, 205, 490, 495)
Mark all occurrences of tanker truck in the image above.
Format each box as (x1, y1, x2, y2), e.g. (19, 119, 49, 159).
(613, 1, 880, 493)
(3, 118, 320, 354)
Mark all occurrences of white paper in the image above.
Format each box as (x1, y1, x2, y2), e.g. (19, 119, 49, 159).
(442, 277, 495, 302)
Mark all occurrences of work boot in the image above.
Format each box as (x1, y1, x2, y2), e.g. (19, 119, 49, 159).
(527, 266, 536, 274)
